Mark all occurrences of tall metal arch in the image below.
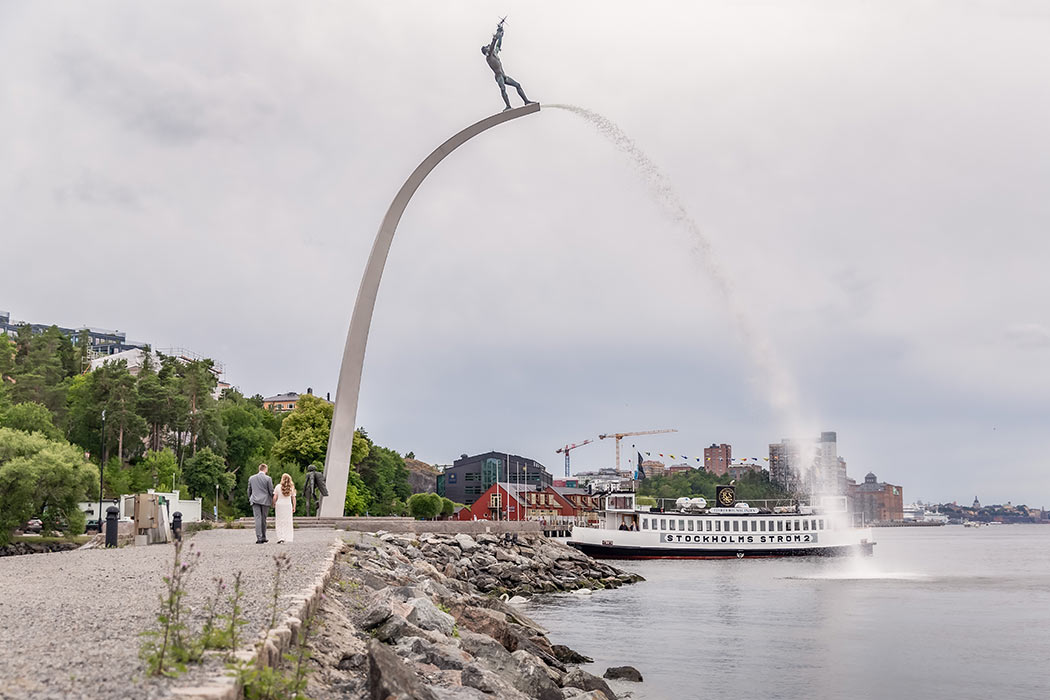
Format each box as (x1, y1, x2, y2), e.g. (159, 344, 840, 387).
(320, 103, 542, 516)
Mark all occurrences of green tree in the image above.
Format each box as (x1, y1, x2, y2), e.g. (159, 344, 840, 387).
(407, 492, 442, 520)
(0, 333, 15, 414)
(75, 329, 91, 375)
(344, 467, 370, 515)
(178, 359, 222, 457)
(0, 428, 98, 545)
(94, 360, 148, 464)
(103, 456, 129, 497)
(440, 497, 455, 517)
(0, 401, 63, 440)
(141, 449, 179, 492)
(182, 447, 234, 499)
(136, 369, 173, 453)
(355, 439, 411, 516)
(65, 372, 101, 457)
(219, 391, 279, 475)
(270, 394, 333, 468)
(10, 325, 74, 420)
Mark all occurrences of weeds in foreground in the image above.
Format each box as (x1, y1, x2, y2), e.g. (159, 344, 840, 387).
(264, 552, 292, 640)
(224, 571, 248, 657)
(231, 554, 319, 700)
(199, 576, 233, 650)
(139, 541, 203, 676)
(237, 602, 319, 700)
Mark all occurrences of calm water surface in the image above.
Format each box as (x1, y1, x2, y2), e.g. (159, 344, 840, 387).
(528, 527, 1050, 700)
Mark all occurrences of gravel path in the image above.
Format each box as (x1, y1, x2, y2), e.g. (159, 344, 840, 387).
(0, 528, 345, 700)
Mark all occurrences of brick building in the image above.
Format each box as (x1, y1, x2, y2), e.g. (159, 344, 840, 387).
(849, 472, 904, 523)
(704, 443, 732, 476)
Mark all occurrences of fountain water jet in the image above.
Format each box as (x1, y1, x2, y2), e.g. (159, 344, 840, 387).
(546, 103, 809, 433)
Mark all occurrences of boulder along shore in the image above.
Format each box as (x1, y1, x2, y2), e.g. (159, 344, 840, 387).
(306, 531, 644, 700)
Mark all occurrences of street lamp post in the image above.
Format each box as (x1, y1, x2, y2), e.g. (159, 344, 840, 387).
(98, 409, 106, 529)
(214, 483, 219, 520)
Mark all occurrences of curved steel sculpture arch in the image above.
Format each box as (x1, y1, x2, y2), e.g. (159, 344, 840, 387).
(320, 103, 542, 516)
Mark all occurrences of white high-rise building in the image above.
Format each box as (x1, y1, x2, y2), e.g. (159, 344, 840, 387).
(769, 432, 846, 497)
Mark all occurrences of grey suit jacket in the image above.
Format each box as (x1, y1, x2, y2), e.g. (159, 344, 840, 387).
(247, 472, 274, 507)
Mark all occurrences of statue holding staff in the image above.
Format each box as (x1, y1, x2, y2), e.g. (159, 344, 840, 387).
(481, 18, 536, 111)
(303, 464, 329, 517)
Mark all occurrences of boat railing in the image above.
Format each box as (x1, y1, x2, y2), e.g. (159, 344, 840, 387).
(654, 497, 800, 512)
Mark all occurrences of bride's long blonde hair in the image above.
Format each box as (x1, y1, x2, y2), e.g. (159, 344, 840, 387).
(280, 473, 294, 497)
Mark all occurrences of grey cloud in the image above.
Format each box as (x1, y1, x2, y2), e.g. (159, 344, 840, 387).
(57, 45, 275, 145)
(1005, 323, 1050, 349)
(53, 171, 142, 209)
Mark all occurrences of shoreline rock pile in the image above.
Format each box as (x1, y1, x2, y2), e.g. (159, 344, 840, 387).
(305, 531, 644, 700)
(0, 540, 79, 557)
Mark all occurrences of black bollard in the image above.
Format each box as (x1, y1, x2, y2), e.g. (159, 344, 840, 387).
(105, 506, 119, 548)
(172, 512, 182, 542)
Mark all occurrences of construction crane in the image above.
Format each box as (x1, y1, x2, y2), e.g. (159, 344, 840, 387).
(598, 429, 678, 472)
(555, 439, 594, 477)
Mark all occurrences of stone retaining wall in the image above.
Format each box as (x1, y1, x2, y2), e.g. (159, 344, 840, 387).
(0, 540, 80, 557)
(234, 516, 543, 535)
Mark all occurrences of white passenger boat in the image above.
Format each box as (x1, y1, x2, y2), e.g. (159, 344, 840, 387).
(568, 488, 875, 559)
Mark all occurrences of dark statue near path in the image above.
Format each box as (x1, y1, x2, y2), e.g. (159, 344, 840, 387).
(481, 19, 536, 110)
(303, 464, 329, 517)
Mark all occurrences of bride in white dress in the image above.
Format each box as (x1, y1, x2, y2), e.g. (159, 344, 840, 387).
(274, 473, 296, 544)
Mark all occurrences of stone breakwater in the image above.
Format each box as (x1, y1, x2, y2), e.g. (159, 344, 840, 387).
(306, 531, 644, 700)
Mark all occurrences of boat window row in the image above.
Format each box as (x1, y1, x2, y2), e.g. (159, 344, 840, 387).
(640, 517, 826, 532)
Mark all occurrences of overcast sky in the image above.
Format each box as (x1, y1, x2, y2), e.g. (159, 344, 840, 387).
(3, 1, 1048, 506)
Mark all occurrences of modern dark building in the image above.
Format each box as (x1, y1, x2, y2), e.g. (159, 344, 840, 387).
(0, 309, 146, 357)
(437, 451, 553, 506)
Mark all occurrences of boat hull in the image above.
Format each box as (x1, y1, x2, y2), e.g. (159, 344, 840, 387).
(568, 540, 875, 560)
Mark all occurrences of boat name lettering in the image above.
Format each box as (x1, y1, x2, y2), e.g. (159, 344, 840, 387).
(659, 533, 817, 544)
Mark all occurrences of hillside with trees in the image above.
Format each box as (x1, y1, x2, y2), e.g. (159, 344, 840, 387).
(0, 327, 415, 538)
(637, 467, 792, 503)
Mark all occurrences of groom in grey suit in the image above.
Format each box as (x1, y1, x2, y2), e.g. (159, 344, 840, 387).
(247, 463, 275, 544)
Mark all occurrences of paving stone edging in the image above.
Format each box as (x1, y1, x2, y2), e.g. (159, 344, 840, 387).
(170, 536, 347, 700)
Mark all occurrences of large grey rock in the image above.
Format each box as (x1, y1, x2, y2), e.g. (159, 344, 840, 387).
(562, 668, 617, 700)
(551, 644, 593, 664)
(406, 597, 456, 637)
(561, 690, 612, 700)
(360, 600, 394, 630)
(450, 605, 513, 649)
(394, 636, 472, 670)
(603, 665, 643, 682)
(454, 533, 478, 552)
(373, 614, 426, 644)
(460, 663, 531, 700)
(367, 638, 438, 700)
(458, 629, 515, 671)
(430, 687, 492, 700)
(510, 649, 563, 700)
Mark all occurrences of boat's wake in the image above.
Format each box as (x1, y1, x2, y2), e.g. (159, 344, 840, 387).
(784, 571, 930, 582)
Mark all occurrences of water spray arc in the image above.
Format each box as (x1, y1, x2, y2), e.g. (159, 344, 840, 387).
(546, 104, 808, 433)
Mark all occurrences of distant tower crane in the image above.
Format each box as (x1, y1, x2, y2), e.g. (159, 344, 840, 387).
(598, 429, 678, 472)
(555, 439, 594, 477)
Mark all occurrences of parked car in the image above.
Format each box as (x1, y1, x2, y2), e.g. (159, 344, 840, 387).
(23, 519, 43, 534)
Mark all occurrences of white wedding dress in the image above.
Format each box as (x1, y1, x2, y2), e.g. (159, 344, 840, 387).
(274, 489, 295, 543)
